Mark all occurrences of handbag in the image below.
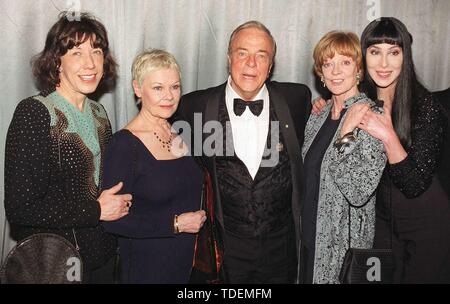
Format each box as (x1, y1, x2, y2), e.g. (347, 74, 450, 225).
(339, 193, 395, 284)
(1, 118, 84, 284)
(189, 169, 223, 284)
(339, 248, 394, 284)
(0, 232, 83, 284)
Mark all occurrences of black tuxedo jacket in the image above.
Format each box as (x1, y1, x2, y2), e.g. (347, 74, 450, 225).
(177, 80, 311, 277)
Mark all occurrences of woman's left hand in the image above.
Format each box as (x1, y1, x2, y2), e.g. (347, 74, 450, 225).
(358, 107, 395, 143)
(176, 210, 207, 234)
(340, 103, 371, 136)
(312, 97, 328, 115)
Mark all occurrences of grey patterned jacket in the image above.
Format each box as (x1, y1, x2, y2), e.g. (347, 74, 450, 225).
(301, 93, 387, 283)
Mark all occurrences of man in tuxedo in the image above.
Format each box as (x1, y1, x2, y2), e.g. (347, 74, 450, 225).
(177, 21, 311, 283)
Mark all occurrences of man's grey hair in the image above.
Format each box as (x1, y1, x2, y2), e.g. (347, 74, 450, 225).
(227, 20, 277, 62)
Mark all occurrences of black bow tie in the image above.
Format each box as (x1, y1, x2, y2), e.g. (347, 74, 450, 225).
(233, 98, 264, 116)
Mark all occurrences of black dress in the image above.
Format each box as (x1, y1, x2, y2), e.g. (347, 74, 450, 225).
(102, 130, 203, 283)
(302, 112, 343, 283)
(374, 90, 450, 283)
(433, 88, 450, 197)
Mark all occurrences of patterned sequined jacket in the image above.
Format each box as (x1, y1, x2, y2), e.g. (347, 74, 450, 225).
(301, 94, 387, 283)
(4, 90, 116, 270)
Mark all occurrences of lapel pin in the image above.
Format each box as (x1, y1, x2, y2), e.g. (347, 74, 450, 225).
(276, 142, 284, 152)
(285, 124, 289, 128)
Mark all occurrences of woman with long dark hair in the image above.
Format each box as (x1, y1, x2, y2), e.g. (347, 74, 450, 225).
(358, 17, 450, 283)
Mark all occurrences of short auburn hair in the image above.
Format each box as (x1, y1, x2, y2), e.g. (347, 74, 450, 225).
(32, 11, 117, 91)
(313, 31, 362, 78)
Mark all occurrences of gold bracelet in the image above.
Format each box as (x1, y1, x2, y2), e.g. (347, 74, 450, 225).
(174, 215, 180, 234)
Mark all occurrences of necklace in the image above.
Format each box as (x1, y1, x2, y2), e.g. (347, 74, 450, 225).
(153, 131, 173, 152)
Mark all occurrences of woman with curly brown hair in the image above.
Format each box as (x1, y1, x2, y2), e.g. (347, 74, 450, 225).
(4, 11, 131, 283)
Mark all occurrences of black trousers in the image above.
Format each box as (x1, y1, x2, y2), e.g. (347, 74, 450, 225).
(85, 255, 117, 284)
(374, 177, 450, 283)
(222, 224, 297, 284)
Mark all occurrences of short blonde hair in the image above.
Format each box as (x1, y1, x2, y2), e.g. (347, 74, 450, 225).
(131, 49, 180, 86)
(313, 31, 362, 78)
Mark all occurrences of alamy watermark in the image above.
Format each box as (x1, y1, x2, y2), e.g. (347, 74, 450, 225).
(366, 256, 382, 282)
(171, 115, 281, 167)
(366, 0, 381, 22)
(65, 0, 81, 21)
(66, 257, 82, 282)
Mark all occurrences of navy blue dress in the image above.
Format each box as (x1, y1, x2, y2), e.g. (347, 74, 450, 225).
(102, 130, 203, 283)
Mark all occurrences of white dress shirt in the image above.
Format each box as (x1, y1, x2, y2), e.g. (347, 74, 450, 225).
(225, 77, 270, 179)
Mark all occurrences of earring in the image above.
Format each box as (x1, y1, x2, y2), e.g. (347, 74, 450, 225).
(356, 74, 361, 85)
(321, 76, 326, 88)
